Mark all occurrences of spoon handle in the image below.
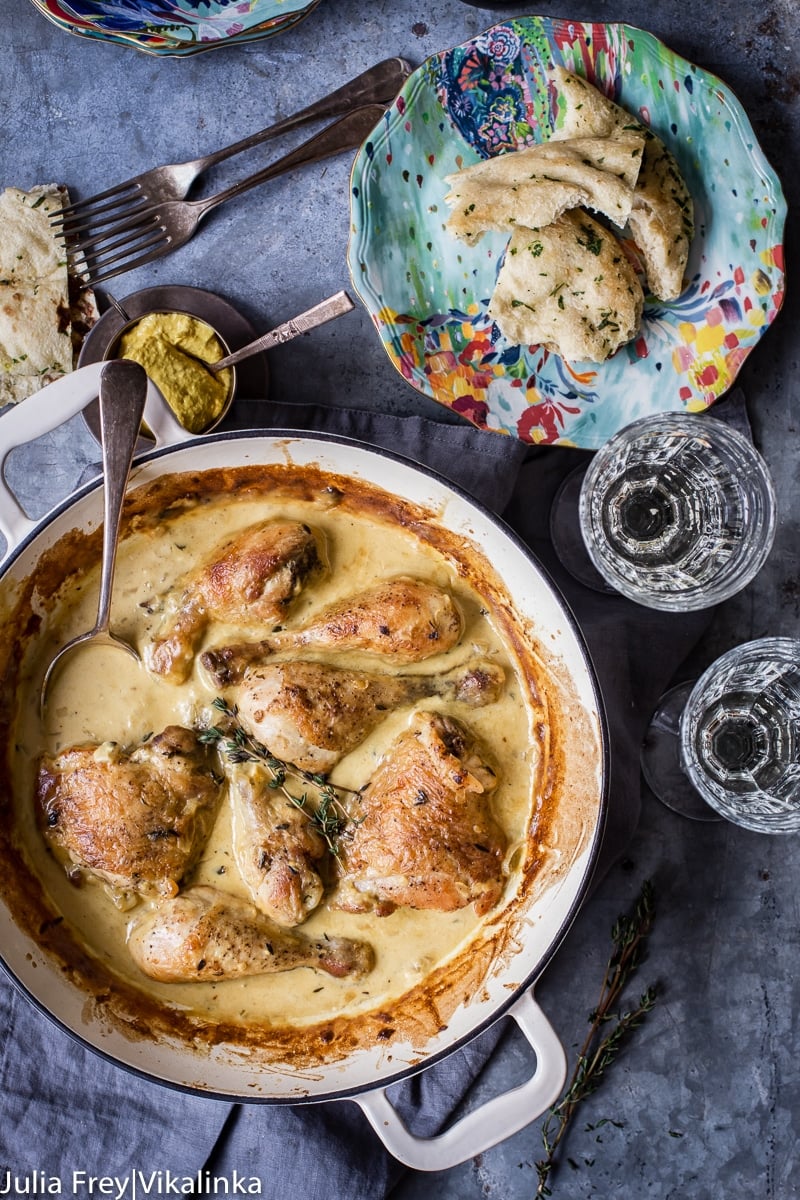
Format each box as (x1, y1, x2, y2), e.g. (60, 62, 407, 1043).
(95, 361, 147, 635)
(213, 291, 356, 371)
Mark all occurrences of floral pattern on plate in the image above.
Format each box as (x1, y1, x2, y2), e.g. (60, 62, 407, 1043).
(347, 18, 786, 448)
(28, 0, 320, 54)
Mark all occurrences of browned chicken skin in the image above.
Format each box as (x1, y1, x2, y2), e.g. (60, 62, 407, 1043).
(229, 764, 329, 927)
(200, 577, 464, 686)
(231, 658, 506, 774)
(146, 520, 323, 684)
(36, 727, 222, 904)
(127, 885, 374, 982)
(336, 711, 507, 917)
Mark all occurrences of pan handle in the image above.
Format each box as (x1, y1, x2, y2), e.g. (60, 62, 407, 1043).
(0, 364, 191, 555)
(352, 988, 566, 1173)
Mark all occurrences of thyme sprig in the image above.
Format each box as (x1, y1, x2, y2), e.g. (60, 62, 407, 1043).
(198, 697, 358, 857)
(535, 879, 658, 1198)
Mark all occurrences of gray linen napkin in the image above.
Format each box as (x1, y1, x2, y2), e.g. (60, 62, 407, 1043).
(0, 396, 724, 1197)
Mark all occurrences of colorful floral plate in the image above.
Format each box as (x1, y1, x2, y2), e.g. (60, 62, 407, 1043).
(27, 0, 321, 56)
(348, 18, 786, 447)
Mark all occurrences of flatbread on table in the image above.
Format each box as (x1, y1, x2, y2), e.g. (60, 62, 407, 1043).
(0, 184, 96, 405)
(488, 210, 645, 363)
(445, 132, 645, 241)
(549, 66, 694, 300)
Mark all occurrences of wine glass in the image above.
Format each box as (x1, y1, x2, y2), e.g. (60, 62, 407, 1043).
(553, 412, 777, 610)
(642, 638, 800, 830)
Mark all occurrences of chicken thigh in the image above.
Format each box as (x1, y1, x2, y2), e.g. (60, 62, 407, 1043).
(200, 577, 464, 685)
(229, 763, 329, 927)
(36, 726, 222, 905)
(231, 658, 505, 773)
(336, 711, 507, 917)
(146, 520, 323, 684)
(128, 885, 374, 982)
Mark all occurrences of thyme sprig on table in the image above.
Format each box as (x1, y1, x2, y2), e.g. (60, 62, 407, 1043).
(198, 697, 358, 857)
(534, 879, 658, 1198)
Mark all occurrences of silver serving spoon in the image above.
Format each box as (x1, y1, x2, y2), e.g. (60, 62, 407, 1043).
(40, 359, 147, 713)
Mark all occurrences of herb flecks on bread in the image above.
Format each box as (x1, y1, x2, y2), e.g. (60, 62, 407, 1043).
(444, 132, 645, 241)
(550, 66, 694, 302)
(0, 184, 98, 406)
(444, 68, 694, 364)
(488, 212, 644, 363)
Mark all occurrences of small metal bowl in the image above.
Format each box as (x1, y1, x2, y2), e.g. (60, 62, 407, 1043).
(78, 285, 269, 446)
(104, 308, 237, 436)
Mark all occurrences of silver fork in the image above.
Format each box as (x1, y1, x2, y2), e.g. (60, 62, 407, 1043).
(50, 57, 410, 234)
(66, 103, 387, 288)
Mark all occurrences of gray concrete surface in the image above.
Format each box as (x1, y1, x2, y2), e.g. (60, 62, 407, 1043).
(2, 1, 798, 1196)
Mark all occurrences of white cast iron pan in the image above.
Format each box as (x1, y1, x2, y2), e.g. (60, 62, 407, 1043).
(0, 365, 608, 1171)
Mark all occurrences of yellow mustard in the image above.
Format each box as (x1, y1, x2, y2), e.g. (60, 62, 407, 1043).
(118, 312, 233, 434)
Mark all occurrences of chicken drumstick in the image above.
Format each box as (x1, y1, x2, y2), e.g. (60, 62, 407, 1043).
(128, 885, 373, 982)
(201, 576, 464, 685)
(146, 520, 323, 684)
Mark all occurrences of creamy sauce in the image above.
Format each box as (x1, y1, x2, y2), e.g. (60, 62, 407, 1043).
(12, 489, 539, 1030)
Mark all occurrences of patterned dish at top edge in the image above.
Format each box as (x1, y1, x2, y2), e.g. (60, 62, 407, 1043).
(27, 0, 321, 56)
(347, 17, 786, 448)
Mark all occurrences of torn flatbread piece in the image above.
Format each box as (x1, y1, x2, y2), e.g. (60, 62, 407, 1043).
(549, 67, 694, 301)
(444, 133, 645, 243)
(0, 184, 92, 405)
(549, 65, 633, 140)
(488, 211, 645, 363)
(0, 276, 72, 404)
